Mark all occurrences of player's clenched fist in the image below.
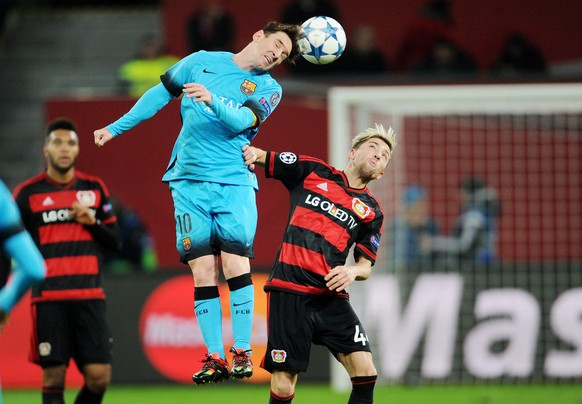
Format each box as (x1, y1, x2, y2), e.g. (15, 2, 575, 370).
(94, 127, 114, 147)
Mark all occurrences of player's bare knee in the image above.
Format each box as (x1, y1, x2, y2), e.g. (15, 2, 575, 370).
(83, 365, 111, 393)
(42, 365, 67, 387)
(272, 371, 297, 397)
(272, 380, 295, 397)
(355, 365, 377, 377)
(340, 352, 376, 377)
(189, 257, 218, 285)
(221, 252, 250, 279)
(84, 372, 110, 393)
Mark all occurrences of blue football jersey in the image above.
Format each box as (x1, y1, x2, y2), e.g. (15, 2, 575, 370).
(160, 51, 283, 189)
(0, 180, 21, 232)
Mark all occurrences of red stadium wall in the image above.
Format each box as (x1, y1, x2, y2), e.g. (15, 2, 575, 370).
(162, 0, 582, 69)
(46, 94, 580, 267)
(45, 96, 328, 269)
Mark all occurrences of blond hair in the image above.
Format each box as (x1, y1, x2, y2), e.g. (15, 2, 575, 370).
(351, 123, 397, 152)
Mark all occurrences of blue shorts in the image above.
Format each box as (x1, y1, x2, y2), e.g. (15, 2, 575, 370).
(169, 180, 257, 262)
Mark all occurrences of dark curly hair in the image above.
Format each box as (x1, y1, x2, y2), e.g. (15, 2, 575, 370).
(262, 21, 304, 65)
(45, 118, 78, 143)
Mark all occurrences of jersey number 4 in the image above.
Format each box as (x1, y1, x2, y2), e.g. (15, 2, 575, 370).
(354, 325, 369, 346)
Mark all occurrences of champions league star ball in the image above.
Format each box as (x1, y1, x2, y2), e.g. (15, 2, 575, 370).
(299, 16, 347, 65)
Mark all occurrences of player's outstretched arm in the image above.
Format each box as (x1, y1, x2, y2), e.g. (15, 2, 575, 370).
(94, 127, 114, 147)
(94, 83, 175, 147)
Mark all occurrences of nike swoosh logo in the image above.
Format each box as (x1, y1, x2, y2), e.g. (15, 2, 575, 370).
(195, 301, 208, 309)
(233, 300, 252, 307)
(203, 68, 217, 74)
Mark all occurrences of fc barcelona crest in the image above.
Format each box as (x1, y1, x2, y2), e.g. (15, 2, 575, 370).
(182, 237, 192, 251)
(240, 79, 257, 95)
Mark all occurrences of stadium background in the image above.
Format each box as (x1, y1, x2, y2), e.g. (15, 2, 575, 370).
(0, 0, 581, 393)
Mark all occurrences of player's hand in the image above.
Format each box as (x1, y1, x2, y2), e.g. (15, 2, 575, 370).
(70, 201, 97, 226)
(94, 128, 114, 147)
(0, 310, 9, 334)
(242, 145, 266, 170)
(183, 83, 212, 105)
(243, 144, 257, 171)
(325, 266, 357, 292)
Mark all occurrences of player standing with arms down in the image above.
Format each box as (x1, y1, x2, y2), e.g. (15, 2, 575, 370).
(7, 119, 121, 404)
(94, 21, 303, 384)
(243, 124, 396, 403)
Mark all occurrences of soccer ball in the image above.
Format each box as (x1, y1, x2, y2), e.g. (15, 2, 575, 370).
(299, 16, 347, 65)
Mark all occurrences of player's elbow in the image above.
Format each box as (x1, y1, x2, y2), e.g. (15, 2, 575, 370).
(356, 267, 372, 281)
(28, 261, 47, 283)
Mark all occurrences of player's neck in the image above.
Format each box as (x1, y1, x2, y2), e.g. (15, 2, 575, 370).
(232, 47, 264, 72)
(343, 169, 367, 189)
(232, 52, 253, 71)
(46, 166, 75, 185)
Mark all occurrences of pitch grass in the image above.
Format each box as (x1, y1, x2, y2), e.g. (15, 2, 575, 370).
(4, 383, 582, 403)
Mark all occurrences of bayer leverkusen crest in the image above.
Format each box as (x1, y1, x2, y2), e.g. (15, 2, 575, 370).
(352, 198, 371, 219)
(76, 190, 97, 207)
(240, 79, 257, 95)
(271, 349, 287, 363)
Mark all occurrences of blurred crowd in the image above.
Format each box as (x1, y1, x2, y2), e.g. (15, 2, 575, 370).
(114, 0, 551, 97)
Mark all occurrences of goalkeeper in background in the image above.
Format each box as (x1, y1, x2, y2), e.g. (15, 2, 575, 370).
(94, 21, 303, 384)
(420, 174, 501, 267)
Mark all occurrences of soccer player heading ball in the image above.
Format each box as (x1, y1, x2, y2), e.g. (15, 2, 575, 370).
(94, 21, 303, 384)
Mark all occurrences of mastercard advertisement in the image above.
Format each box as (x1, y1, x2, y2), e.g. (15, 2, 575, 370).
(139, 273, 271, 383)
(0, 273, 272, 386)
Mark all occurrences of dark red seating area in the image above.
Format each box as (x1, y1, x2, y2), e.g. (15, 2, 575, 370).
(162, 0, 582, 71)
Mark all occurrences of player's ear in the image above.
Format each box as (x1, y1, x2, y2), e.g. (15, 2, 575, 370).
(253, 30, 264, 42)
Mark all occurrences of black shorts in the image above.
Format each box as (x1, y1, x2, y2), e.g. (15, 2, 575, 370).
(261, 291, 371, 373)
(30, 300, 113, 369)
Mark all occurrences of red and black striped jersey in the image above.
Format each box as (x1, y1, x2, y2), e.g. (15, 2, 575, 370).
(13, 171, 119, 303)
(263, 151, 384, 297)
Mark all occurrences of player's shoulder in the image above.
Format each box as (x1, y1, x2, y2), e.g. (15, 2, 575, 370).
(273, 151, 310, 162)
(195, 50, 234, 66)
(255, 72, 281, 89)
(293, 154, 333, 174)
(364, 191, 384, 218)
(276, 153, 329, 174)
(75, 171, 109, 191)
(13, 172, 47, 197)
(176, 50, 216, 68)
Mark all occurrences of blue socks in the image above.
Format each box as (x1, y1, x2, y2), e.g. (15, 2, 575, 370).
(227, 274, 254, 352)
(194, 286, 224, 358)
(194, 273, 254, 358)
